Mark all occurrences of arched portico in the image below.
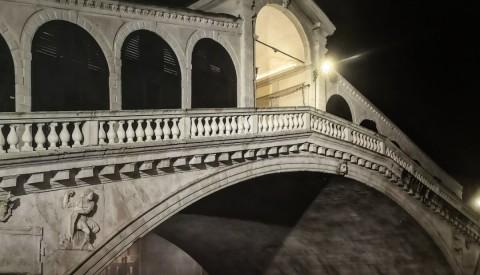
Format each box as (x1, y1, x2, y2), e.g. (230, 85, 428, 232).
(72, 154, 462, 275)
(20, 9, 113, 111)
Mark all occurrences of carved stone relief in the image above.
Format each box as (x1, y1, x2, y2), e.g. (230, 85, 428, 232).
(59, 189, 99, 250)
(337, 160, 348, 175)
(0, 191, 14, 222)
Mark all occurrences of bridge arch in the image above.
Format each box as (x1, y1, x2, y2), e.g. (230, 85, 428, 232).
(20, 9, 113, 111)
(72, 154, 459, 275)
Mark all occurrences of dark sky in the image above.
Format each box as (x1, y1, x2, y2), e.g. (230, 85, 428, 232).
(313, 0, 480, 202)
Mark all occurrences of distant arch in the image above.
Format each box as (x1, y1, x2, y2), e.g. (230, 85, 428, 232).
(326, 94, 353, 122)
(359, 119, 378, 133)
(121, 30, 181, 109)
(0, 33, 15, 112)
(191, 38, 237, 108)
(31, 20, 109, 111)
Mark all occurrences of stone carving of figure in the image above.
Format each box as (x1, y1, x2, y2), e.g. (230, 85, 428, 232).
(59, 189, 99, 250)
(282, 0, 291, 8)
(337, 160, 348, 175)
(0, 191, 14, 222)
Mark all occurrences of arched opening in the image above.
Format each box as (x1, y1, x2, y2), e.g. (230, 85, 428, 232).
(191, 38, 236, 108)
(121, 30, 181, 110)
(360, 119, 378, 133)
(31, 20, 109, 111)
(255, 5, 309, 107)
(100, 172, 451, 274)
(326, 94, 353, 122)
(0, 34, 15, 112)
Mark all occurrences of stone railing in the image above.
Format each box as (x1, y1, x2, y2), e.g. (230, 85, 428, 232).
(1, 107, 478, 232)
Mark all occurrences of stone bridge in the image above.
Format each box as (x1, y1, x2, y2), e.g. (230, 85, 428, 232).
(1, 107, 480, 274)
(0, 0, 480, 274)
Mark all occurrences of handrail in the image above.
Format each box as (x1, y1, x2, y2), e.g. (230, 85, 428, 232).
(1, 107, 478, 231)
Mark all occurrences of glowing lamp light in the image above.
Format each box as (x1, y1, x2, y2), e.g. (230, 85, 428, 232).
(321, 60, 333, 74)
(476, 198, 480, 207)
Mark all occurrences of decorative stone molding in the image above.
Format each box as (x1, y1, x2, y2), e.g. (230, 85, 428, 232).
(40, 0, 241, 32)
(59, 189, 100, 250)
(0, 191, 14, 222)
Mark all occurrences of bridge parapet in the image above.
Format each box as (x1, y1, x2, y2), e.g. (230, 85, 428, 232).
(1, 107, 479, 244)
(330, 73, 463, 198)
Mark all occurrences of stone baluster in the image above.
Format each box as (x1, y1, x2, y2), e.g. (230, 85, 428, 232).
(237, 116, 243, 134)
(126, 120, 135, 144)
(145, 120, 154, 141)
(163, 118, 171, 140)
(242, 116, 250, 133)
(117, 121, 126, 144)
(34, 123, 46, 151)
(59, 122, 71, 148)
(171, 118, 180, 139)
(211, 117, 218, 136)
(7, 125, 19, 152)
(281, 115, 287, 130)
(278, 115, 284, 132)
(155, 119, 163, 141)
(197, 118, 204, 137)
(99, 122, 107, 145)
(0, 125, 5, 153)
(272, 115, 279, 131)
(107, 121, 117, 144)
(21, 124, 33, 152)
(135, 120, 145, 142)
(225, 116, 232, 135)
(218, 117, 226, 136)
(312, 117, 318, 131)
(293, 114, 299, 130)
(231, 116, 238, 135)
(257, 116, 263, 133)
(332, 123, 338, 138)
(262, 115, 268, 132)
(298, 114, 304, 129)
(267, 115, 273, 132)
(47, 123, 59, 150)
(72, 122, 83, 147)
(288, 115, 294, 130)
(204, 118, 211, 137)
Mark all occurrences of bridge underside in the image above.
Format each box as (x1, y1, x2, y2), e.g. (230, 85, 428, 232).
(104, 172, 453, 275)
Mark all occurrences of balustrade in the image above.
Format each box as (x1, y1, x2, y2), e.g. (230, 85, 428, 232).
(190, 115, 253, 138)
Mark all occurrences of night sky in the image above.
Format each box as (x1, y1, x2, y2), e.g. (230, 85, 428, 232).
(314, 0, 480, 203)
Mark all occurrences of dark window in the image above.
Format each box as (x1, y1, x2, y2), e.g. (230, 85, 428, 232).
(359, 119, 378, 133)
(0, 35, 15, 112)
(32, 20, 109, 111)
(122, 30, 181, 110)
(192, 38, 237, 108)
(326, 95, 352, 122)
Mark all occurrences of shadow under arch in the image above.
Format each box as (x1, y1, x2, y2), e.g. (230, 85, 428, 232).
(72, 154, 459, 275)
(359, 119, 379, 133)
(191, 38, 237, 108)
(121, 29, 181, 110)
(0, 32, 15, 112)
(326, 94, 353, 122)
(31, 20, 109, 111)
